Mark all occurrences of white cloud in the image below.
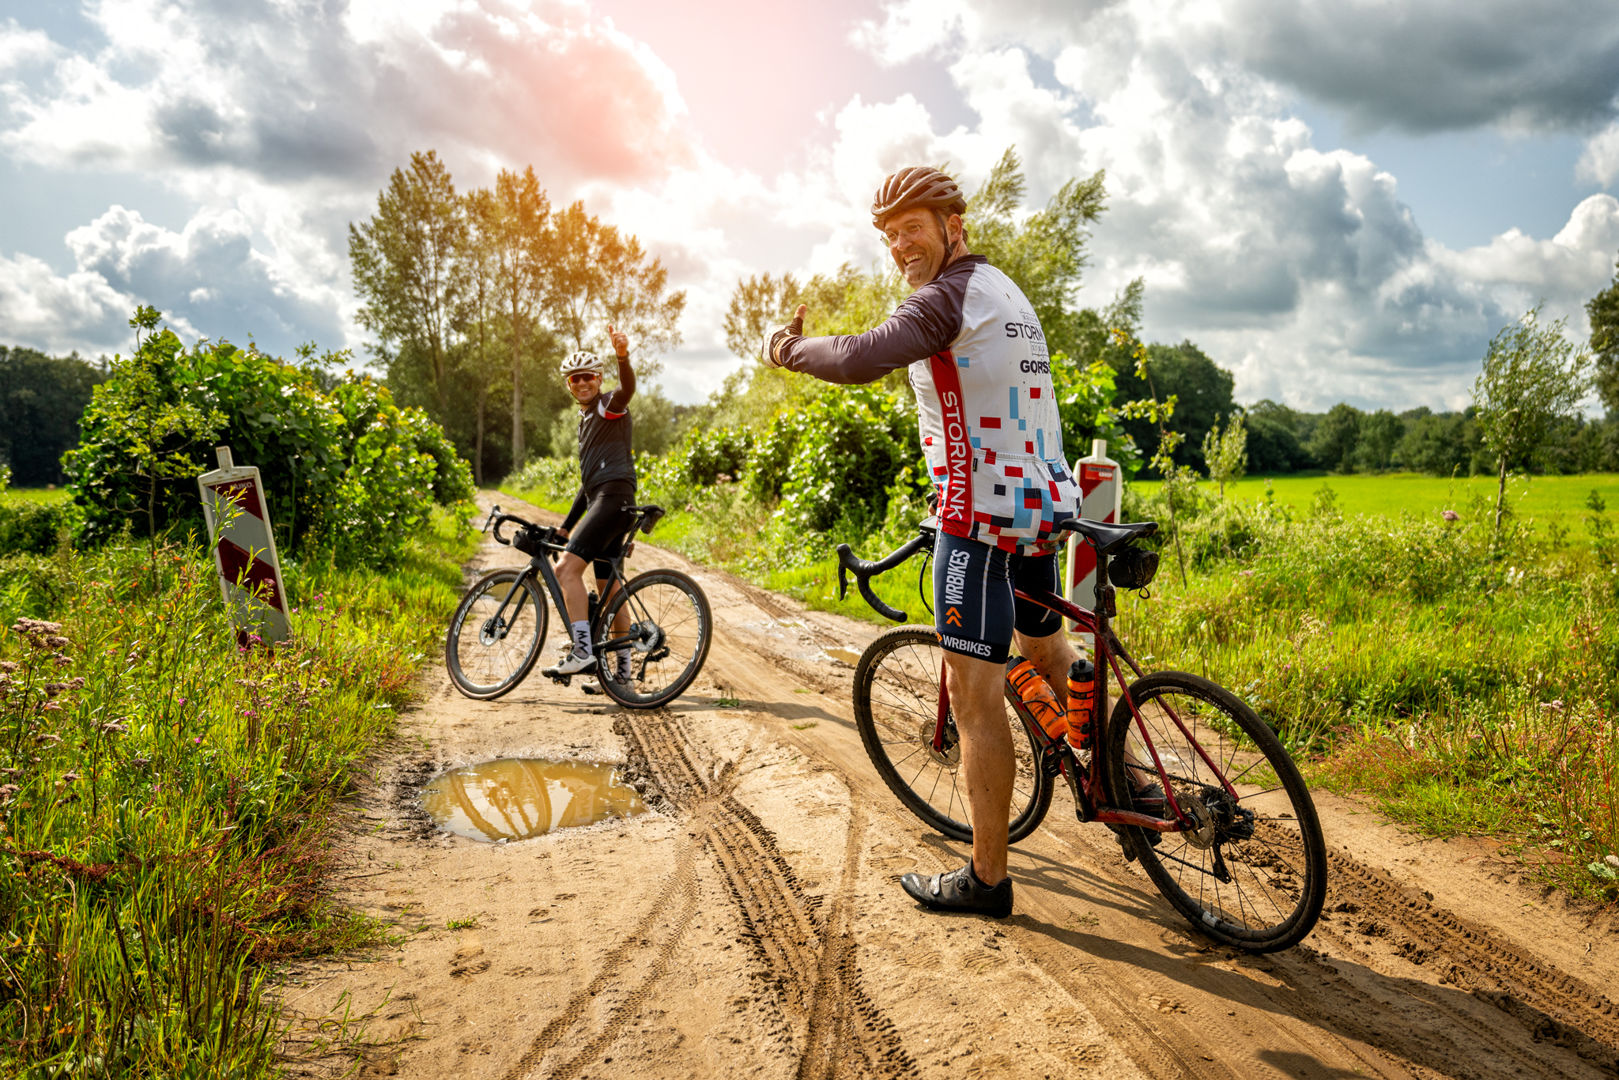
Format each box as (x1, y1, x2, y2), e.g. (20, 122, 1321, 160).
(810, 0, 1619, 412)
(1578, 121, 1619, 188)
(0, 250, 137, 355)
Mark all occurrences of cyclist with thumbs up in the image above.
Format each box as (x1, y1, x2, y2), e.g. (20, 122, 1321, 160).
(544, 325, 639, 679)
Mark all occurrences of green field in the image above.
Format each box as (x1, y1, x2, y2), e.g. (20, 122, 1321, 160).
(1133, 472, 1619, 532)
(0, 486, 70, 505)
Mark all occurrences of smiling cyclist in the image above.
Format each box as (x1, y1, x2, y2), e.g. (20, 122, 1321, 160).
(542, 326, 637, 681)
(765, 166, 1087, 918)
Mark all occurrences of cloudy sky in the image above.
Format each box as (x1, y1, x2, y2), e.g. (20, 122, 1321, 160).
(3, 0, 1618, 414)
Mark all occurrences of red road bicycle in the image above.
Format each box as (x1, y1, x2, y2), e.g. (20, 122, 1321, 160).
(838, 516, 1326, 952)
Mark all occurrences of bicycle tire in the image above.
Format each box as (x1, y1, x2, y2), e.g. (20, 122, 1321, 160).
(852, 626, 1052, 844)
(446, 568, 548, 700)
(592, 569, 712, 709)
(1105, 670, 1326, 952)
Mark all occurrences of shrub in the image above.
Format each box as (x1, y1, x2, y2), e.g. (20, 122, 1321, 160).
(63, 325, 471, 568)
(775, 388, 915, 532)
(0, 500, 79, 557)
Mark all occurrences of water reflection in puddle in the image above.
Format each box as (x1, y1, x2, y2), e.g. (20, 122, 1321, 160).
(421, 759, 647, 842)
(825, 647, 863, 667)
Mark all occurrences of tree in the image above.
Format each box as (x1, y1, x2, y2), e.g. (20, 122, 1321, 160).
(548, 201, 685, 369)
(969, 147, 1107, 364)
(1201, 413, 1247, 496)
(1310, 403, 1364, 474)
(1587, 254, 1619, 415)
(348, 150, 467, 414)
(458, 186, 502, 485)
(1473, 306, 1592, 536)
(1244, 400, 1310, 473)
(0, 346, 105, 485)
(480, 167, 552, 468)
(1113, 340, 1235, 474)
(1355, 408, 1401, 472)
(723, 272, 801, 362)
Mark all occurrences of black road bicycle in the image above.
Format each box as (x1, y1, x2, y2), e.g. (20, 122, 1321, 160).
(445, 504, 712, 709)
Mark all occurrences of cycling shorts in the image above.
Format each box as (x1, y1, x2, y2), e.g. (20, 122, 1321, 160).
(565, 481, 636, 578)
(932, 531, 1062, 664)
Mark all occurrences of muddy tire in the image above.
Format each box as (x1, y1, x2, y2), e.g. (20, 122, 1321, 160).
(593, 569, 712, 709)
(1107, 670, 1327, 952)
(446, 568, 548, 700)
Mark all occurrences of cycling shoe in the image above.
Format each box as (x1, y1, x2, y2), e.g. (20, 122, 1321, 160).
(899, 861, 1012, 918)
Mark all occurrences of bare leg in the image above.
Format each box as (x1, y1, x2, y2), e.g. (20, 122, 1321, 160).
(557, 552, 592, 629)
(942, 650, 1013, 884)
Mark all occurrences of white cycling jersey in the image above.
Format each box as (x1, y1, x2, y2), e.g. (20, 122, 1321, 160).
(779, 254, 1079, 553)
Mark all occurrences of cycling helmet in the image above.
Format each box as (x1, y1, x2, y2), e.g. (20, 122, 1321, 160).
(560, 350, 604, 377)
(871, 166, 967, 228)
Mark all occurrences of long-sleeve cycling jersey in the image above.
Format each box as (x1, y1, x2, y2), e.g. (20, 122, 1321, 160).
(778, 254, 1079, 553)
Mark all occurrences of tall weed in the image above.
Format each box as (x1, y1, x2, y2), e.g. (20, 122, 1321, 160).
(0, 508, 475, 1074)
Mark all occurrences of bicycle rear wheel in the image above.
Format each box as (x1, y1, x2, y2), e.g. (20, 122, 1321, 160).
(446, 568, 548, 700)
(1106, 671, 1326, 952)
(593, 569, 712, 709)
(852, 626, 1051, 844)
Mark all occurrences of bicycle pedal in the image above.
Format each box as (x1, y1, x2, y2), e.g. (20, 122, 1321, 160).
(1115, 830, 1139, 863)
(546, 673, 573, 686)
(581, 683, 603, 695)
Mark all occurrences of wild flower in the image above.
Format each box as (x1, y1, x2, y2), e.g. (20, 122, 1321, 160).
(1441, 510, 1460, 522)
(0, 785, 18, 803)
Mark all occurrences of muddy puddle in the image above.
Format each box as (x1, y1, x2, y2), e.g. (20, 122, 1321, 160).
(421, 758, 647, 841)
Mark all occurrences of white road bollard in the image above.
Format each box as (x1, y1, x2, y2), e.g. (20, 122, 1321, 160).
(1066, 439, 1122, 635)
(197, 446, 292, 646)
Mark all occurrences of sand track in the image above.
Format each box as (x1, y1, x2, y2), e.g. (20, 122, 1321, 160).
(278, 496, 1619, 1079)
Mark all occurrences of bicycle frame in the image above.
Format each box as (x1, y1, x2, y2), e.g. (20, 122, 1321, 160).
(480, 509, 646, 662)
(924, 544, 1231, 837)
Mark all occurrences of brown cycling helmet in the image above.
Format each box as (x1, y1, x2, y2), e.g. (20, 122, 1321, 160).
(870, 166, 967, 227)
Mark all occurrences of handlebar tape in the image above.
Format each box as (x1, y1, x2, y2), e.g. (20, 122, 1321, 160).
(836, 534, 929, 622)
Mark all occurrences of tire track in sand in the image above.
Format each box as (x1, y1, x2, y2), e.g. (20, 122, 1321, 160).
(624, 713, 917, 1080)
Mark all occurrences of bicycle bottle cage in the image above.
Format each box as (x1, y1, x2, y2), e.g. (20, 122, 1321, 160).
(1108, 545, 1159, 590)
(513, 524, 550, 557)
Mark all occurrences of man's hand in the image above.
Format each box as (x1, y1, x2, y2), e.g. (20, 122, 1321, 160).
(764, 304, 808, 367)
(608, 324, 629, 359)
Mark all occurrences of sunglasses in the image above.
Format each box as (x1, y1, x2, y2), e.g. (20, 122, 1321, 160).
(567, 372, 600, 384)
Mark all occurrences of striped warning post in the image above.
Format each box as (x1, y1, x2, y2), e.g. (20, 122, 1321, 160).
(1066, 439, 1121, 634)
(197, 446, 291, 645)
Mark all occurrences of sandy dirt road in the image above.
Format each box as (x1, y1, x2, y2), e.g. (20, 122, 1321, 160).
(280, 495, 1619, 1080)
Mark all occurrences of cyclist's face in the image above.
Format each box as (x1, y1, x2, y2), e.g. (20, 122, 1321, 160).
(880, 207, 957, 287)
(567, 371, 601, 405)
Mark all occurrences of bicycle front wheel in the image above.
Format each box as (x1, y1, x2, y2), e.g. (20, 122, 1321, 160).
(1106, 671, 1326, 952)
(446, 568, 548, 700)
(852, 626, 1051, 844)
(593, 569, 712, 709)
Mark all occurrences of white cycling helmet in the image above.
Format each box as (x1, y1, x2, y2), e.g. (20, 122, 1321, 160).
(560, 350, 604, 377)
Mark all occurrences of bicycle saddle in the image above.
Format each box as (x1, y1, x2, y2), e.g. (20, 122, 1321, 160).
(1057, 517, 1158, 555)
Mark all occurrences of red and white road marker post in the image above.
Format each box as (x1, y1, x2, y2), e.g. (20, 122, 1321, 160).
(197, 446, 291, 646)
(1066, 438, 1122, 638)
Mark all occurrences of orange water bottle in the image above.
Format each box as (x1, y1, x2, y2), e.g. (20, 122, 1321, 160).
(1007, 658, 1066, 742)
(1065, 657, 1096, 748)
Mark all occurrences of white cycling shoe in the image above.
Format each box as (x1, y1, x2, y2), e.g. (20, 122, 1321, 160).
(543, 650, 597, 677)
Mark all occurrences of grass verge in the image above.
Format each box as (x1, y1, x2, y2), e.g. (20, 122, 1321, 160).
(0, 505, 477, 1075)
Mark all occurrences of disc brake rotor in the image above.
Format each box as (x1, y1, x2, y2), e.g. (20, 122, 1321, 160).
(919, 719, 960, 768)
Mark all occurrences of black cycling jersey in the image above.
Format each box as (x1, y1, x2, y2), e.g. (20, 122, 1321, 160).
(575, 355, 636, 493)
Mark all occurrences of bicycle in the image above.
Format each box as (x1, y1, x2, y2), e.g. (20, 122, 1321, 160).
(445, 504, 713, 709)
(837, 517, 1326, 952)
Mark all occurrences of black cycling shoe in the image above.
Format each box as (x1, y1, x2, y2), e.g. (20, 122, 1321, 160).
(1130, 780, 1166, 815)
(1115, 781, 1168, 863)
(900, 861, 1013, 918)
